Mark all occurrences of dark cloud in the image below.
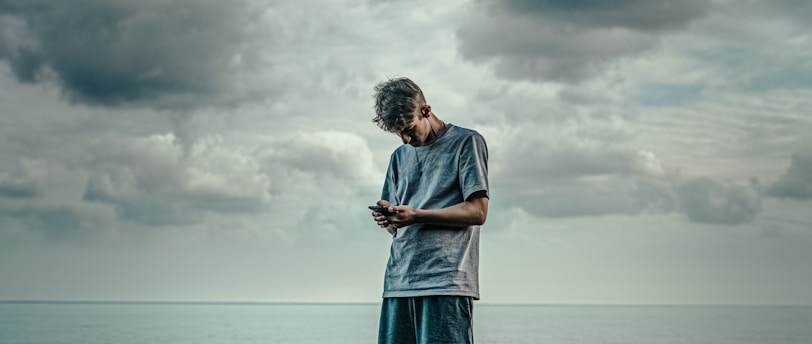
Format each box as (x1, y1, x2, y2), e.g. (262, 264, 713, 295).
(768, 147, 812, 199)
(683, 5, 812, 94)
(489, 122, 675, 218)
(0, 175, 39, 198)
(674, 177, 762, 225)
(557, 87, 611, 105)
(755, 0, 812, 27)
(457, 0, 711, 82)
(489, 122, 659, 181)
(490, 132, 673, 217)
(490, 124, 764, 224)
(507, 176, 676, 218)
(501, 0, 708, 31)
(0, 0, 276, 109)
(504, 147, 661, 181)
(505, 173, 763, 225)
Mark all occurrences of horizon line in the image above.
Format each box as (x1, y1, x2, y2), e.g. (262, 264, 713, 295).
(1, 300, 810, 308)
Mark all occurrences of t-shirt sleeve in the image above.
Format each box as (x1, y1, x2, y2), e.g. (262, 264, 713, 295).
(459, 133, 489, 201)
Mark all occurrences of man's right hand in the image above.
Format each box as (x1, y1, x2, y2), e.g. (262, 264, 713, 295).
(371, 200, 397, 235)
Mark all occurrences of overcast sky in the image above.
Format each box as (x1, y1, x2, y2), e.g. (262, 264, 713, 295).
(1, 0, 811, 306)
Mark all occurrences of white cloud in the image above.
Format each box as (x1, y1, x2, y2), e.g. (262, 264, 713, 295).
(266, 131, 379, 182)
(246, 130, 385, 245)
(0, 158, 49, 198)
(83, 133, 271, 225)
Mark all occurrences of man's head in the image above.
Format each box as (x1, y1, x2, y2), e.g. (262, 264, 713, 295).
(372, 77, 435, 146)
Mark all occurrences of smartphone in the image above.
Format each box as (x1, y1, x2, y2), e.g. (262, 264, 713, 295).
(369, 205, 396, 215)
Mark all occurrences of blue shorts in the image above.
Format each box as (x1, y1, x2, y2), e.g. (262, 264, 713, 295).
(378, 296, 474, 344)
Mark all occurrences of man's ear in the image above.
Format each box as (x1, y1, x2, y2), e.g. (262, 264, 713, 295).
(422, 105, 432, 117)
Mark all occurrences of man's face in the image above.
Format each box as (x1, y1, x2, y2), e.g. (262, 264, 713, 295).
(394, 110, 430, 147)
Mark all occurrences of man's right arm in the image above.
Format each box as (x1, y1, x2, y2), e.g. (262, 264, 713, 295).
(374, 153, 399, 235)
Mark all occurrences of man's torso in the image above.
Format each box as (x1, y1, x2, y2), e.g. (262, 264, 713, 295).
(380, 124, 488, 299)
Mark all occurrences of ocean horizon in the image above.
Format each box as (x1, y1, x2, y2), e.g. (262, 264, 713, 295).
(2, 301, 811, 343)
(4, 299, 811, 306)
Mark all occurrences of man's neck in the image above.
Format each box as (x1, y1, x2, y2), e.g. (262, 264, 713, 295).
(425, 115, 447, 144)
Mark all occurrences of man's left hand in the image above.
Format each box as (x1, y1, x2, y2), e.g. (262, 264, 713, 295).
(389, 205, 418, 228)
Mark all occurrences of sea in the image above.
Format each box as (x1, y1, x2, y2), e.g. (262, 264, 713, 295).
(1, 302, 810, 344)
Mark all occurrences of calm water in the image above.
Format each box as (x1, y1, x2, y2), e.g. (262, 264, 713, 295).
(1, 302, 810, 344)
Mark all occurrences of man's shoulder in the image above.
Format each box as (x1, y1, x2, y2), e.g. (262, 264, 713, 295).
(391, 143, 411, 156)
(447, 124, 483, 139)
(446, 125, 486, 146)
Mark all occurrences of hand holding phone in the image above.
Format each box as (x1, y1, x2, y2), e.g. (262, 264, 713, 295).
(369, 205, 396, 215)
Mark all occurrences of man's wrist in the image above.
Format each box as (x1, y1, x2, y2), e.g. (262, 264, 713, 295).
(413, 208, 426, 224)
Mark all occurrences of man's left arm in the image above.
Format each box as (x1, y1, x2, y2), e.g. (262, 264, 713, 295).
(389, 191, 488, 228)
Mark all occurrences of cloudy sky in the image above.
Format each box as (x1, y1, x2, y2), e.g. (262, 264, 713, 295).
(1, 0, 811, 306)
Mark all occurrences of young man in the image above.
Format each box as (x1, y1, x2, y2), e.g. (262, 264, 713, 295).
(370, 77, 489, 344)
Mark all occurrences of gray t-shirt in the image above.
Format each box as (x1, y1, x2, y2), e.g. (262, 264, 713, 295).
(381, 124, 489, 299)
